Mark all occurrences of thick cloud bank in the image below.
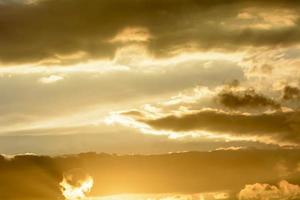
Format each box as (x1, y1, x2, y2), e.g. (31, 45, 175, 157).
(1, 149, 300, 199)
(1, 0, 300, 64)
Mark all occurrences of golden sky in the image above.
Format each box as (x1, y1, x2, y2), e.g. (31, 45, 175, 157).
(1, 0, 300, 199)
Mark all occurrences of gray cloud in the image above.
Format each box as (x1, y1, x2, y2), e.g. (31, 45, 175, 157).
(1, 149, 300, 199)
(139, 110, 300, 145)
(1, 0, 300, 64)
(218, 88, 281, 110)
(283, 85, 300, 100)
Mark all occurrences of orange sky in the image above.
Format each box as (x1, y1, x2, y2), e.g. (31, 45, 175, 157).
(1, 0, 300, 199)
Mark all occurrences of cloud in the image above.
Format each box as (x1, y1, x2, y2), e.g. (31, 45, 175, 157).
(1, 0, 300, 64)
(0, 59, 243, 133)
(215, 146, 247, 151)
(283, 86, 300, 100)
(96, 193, 230, 200)
(238, 180, 300, 200)
(1, 149, 300, 199)
(0, 154, 63, 200)
(0, 125, 276, 155)
(39, 75, 64, 84)
(217, 88, 281, 110)
(138, 110, 300, 145)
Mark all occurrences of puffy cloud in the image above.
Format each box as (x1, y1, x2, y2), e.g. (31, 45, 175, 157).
(238, 180, 300, 200)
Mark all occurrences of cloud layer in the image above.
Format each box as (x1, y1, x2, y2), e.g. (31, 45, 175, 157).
(138, 110, 300, 146)
(1, 0, 300, 153)
(114, 84, 300, 146)
(1, 149, 300, 199)
(1, 0, 300, 64)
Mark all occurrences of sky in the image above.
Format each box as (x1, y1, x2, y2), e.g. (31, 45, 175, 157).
(1, 0, 300, 199)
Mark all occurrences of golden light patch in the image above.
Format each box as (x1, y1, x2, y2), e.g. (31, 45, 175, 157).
(110, 27, 151, 43)
(60, 169, 94, 200)
(39, 75, 64, 84)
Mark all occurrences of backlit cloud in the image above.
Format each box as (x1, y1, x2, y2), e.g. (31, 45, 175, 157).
(2, 1, 300, 199)
(1, 150, 300, 199)
(238, 180, 300, 200)
(2, 0, 300, 64)
(39, 75, 64, 84)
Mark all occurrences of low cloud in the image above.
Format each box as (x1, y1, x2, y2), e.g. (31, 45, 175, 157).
(138, 110, 300, 146)
(218, 88, 281, 110)
(1, 150, 300, 199)
(283, 86, 300, 100)
(238, 180, 300, 200)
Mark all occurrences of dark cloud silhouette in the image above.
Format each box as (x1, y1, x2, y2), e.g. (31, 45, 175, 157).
(140, 110, 300, 145)
(0, 154, 63, 200)
(218, 88, 281, 110)
(283, 85, 300, 100)
(1, 0, 300, 64)
(1, 150, 300, 199)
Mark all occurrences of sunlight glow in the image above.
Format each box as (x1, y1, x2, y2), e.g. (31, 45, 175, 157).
(39, 75, 64, 84)
(60, 173, 94, 200)
(87, 192, 230, 200)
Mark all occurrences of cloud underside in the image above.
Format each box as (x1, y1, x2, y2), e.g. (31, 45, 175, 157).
(137, 110, 300, 146)
(218, 88, 281, 110)
(1, 0, 300, 64)
(1, 150, 300, 199)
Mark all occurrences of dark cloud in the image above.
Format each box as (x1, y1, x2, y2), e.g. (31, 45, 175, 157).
(1, 150, 300, 199)
(140, 110, 300, 145)
(0, 154, 63, 200)
(218, 88, 281, 110)
(283, 85, 300, 100)
(1, 0, 300, 64)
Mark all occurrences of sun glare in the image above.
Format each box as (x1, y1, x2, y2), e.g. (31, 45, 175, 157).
(60, 171, 94, 200)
